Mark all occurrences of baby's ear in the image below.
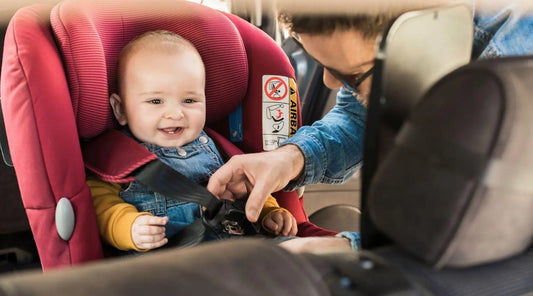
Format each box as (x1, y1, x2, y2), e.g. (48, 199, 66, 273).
(109, 93, 127, 126)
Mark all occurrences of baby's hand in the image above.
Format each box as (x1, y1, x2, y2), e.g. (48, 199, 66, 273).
(263, 210, 297, 236)
(132, 215, 169, 250)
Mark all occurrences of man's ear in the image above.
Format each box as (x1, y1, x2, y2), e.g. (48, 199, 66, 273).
(109, 93, 127, 126)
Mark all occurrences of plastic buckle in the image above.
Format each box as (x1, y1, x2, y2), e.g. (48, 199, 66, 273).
(203, 199, 260, 236)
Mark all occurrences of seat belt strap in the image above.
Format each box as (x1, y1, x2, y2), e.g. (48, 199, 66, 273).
(133, 159, 222, 219)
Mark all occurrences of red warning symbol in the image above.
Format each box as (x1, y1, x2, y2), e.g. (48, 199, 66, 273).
(264, 77, 288, 101)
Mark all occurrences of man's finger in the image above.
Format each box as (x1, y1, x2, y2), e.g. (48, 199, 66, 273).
(207, 159, 238, 198)
(245, 184, 271, 222)
(206, 173, 227, 198)
(228, 181, 251, 199)
(219, 190, 236, 201)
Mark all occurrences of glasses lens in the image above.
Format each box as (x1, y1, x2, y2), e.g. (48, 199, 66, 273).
(327, 66, 374, 94)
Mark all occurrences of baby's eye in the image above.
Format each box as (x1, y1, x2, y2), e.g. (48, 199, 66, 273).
(149, 98, 163, 104)
(183, 98, 195, 104)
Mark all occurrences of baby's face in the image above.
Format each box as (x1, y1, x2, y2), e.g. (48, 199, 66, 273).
(119, 48, 206, 147)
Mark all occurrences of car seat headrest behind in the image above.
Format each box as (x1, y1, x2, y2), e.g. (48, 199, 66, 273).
(51, 0, 249, 139)
(369, 56, 533, 269)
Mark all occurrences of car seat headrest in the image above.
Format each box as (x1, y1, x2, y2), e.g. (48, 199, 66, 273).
(369, 56, 533, 268)
(50, 0, 248, 139)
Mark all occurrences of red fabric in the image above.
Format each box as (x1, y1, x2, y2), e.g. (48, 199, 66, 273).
(1, 4, 103, 270)
(51, 0, 249, 139)
(204, 127, 244, 158)
(82, 129, 158, 183)
(215, 13, 300, 153)
(297, 222, 338, 237)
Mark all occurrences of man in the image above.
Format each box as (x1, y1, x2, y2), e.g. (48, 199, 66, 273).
(207, 2, 533, 252)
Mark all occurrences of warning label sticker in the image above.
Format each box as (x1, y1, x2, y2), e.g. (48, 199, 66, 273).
(264, 76, 288, 101)
(289, 78, 298, 137)
(262, 75, 298, 151)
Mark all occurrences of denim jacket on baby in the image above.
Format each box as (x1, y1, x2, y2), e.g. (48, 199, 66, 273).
(282, 5, 533, 191)
(120, 130, 225, 238)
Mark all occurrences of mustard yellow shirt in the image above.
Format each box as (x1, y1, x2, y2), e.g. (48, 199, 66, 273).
(87, 176, 289, 251)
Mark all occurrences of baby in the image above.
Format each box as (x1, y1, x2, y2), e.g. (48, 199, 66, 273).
(87, 30, 297, 251)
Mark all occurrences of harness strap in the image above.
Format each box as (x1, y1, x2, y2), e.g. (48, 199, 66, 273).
(133, 159, 222, 219)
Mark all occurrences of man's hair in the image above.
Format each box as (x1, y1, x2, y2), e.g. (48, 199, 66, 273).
(277, 12, 399, 39)
(116, 30, 203, 93)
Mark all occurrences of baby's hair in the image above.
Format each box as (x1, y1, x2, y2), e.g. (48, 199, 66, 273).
(116, 30, 203, 93)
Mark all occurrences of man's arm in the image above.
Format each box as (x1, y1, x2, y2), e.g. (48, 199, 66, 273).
(282, 88, 366, 189)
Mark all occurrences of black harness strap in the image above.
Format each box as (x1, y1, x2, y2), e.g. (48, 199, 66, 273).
(133, 160, 222, 219)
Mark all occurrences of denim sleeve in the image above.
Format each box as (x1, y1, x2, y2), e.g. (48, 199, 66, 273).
(473, 6, 533, 59)
(281, 88, 366, 190)
(336, 231, 361, 250)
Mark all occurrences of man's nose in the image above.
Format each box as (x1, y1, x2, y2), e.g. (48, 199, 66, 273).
(322, 68, 344, 90)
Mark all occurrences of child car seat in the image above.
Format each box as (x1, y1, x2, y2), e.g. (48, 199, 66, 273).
(0, 0, 335, 270)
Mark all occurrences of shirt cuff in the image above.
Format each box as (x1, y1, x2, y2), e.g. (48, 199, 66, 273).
(336, 231, 361, 250)
(280, 138, 323, 191)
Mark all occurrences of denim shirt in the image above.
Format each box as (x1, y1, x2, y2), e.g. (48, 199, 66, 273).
(120, 130, 225, 238)
(472, 5, 533, 59)
(282, 6, 533, 190)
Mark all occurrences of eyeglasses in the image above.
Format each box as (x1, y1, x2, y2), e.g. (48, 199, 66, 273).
(290, 36, 374, 95)
(324, 64, 374, 95)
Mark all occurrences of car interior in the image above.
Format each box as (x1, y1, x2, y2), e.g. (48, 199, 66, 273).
(0, 0, 532, 295)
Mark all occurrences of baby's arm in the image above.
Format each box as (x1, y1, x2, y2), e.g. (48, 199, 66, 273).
(87, 176, 165, 251)
(259, 196, 297, 236)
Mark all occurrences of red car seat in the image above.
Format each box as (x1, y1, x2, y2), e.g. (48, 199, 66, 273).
(1, 0, 336, 270)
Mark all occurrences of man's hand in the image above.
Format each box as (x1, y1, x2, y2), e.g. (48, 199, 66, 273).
(131, 215, 168, 250)
(279, 236, 352, 254)
(263, 210, 298, 236)
(207, 145, 304, 222)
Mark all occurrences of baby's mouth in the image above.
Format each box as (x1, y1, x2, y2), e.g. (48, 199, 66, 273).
(160, 127, 182, 134)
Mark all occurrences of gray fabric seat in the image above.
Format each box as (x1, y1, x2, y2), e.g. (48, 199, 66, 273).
(309, 205, 360, 233)
(376, 246, 533, 296)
